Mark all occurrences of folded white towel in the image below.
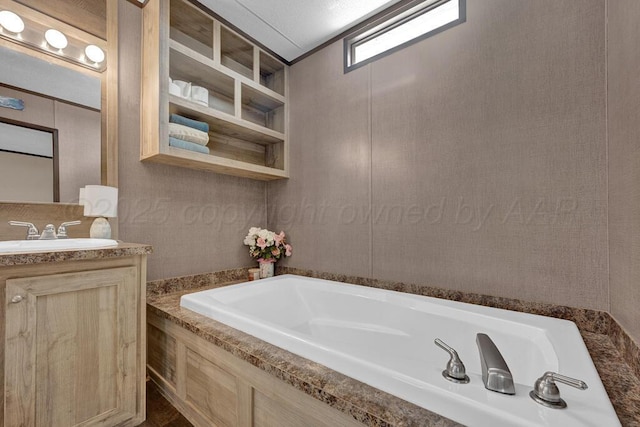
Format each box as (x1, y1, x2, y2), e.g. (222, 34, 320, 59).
(168, 122, 209, 146)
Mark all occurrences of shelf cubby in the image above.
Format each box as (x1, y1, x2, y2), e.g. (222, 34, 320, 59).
(169, 0, 213, 59)
(220, 27, 253, 80)
(169, 42, 235, 115)
(260, 51, 286, 96)
(241, 84, 285, 132)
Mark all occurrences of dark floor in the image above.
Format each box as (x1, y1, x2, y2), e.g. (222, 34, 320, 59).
(141, 380, 193, 427)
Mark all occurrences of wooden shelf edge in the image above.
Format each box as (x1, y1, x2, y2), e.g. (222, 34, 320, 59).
(169, 96, 285, 144)
(141, 150, 289, 181)
(168, 38, 286, 103)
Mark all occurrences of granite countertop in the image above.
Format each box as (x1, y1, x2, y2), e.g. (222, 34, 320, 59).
(0, 241, 153, 266)
(147, 273, 640, 427)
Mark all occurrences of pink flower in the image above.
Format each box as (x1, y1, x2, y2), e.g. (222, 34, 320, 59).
(271, 247, 280, 257)
(274, 231, 285, 245)
(256, 237, 267, 249)
(285, 244, 292, 257)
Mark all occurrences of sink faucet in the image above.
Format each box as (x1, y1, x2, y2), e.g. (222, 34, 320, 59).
(57, 221, 81, 239)
(8, 221, 40, 240)
(476, 333, 515, 394)
(9, 220, 81, 240)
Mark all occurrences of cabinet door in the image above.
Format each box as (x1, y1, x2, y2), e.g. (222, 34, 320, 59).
(5, 267, 138, 427)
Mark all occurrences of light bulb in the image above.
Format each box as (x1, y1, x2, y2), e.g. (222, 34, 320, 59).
(44, 29, 68, 49)
(0, 10, 24, 33)
(84, 44, 105, 63)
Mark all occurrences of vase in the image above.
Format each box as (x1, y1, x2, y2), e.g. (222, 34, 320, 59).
(258, 260, 275, 279)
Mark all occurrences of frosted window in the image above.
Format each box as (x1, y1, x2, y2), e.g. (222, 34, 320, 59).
(345, 0, 465, 72)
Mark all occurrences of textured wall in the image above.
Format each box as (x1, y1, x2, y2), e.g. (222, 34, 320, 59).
(607, 0, 640, 343)
(269, 0, 608, 309)
(116, 2, 265, 281)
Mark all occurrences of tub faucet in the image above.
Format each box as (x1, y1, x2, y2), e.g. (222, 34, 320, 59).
(529, 371, 587, 409)
(434, 338, 470, 384)
(476, 333, 515, 394)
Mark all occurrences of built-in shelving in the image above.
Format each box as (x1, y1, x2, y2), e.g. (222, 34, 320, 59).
(141, 0, 289, 180)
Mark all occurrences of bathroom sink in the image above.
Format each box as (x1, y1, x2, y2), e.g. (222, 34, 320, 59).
(0, 238, 119, 253)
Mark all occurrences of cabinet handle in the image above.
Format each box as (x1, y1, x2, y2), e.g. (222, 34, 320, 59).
(10, 295, 24, 303)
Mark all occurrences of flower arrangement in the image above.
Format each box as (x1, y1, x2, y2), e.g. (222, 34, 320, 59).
(243, 227, 292, 263)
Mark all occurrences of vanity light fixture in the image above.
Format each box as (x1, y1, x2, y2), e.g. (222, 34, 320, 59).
(0, 10, 24, 33)
(44, 28, 67, 50)
(84, 44, 105, 64)
(0, 5, 106, 72)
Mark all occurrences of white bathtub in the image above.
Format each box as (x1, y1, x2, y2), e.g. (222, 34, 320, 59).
(180, 274, 620, 427)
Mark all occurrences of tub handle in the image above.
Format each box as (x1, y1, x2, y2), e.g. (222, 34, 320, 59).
(434, 338, 470, 384)
(529, 371, 588, 409)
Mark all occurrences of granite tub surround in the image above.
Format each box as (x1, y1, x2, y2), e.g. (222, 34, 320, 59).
(582, 332, 640, 427)
(147, 285, 461, 427)
(146, 267, 250, 297)
(609, 318, 640, 381)
(148, 271, 640, 426)
(0, 242, 152, 266)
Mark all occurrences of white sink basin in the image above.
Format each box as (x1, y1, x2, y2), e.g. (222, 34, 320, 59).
(0, 238, 119, 254)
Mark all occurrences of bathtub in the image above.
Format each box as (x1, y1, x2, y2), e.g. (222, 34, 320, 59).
(180, 274, 620, 427)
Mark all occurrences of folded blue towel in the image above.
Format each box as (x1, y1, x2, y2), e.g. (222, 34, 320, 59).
(169, 137, 210, 154)
(169, 114, 209, 133)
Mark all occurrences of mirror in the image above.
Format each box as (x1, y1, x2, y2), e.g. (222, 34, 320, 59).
(0, 0, 114, 204)
(0, 45, 102, 203)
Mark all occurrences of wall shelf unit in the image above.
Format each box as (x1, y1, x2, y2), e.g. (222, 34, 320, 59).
(142, 0, 289, 180)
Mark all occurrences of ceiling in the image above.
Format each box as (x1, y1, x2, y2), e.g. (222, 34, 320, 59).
(196, 0, 404, 62)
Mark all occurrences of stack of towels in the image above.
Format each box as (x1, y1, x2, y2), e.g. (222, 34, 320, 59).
(168, 114, 210, 154)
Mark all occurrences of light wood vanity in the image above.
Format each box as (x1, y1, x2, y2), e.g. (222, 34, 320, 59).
(0, 243, 151, 427)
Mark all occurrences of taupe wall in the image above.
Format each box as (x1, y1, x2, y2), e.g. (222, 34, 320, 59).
(116, 2, 265, 281)
(269, 0, 609, 310)
(608, 0, 640, 343)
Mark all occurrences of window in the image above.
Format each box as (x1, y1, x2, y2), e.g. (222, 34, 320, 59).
(344, 0, 466, 72)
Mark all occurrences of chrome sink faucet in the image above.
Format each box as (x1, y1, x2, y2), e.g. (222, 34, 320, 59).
(476, 333, 515, 394)
(9, 220, 81, 240)
(8, 221, 40, 240)
(57, 221, 81, 238)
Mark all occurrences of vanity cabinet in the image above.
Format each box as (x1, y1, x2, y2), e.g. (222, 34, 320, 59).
(1, 249, 148, 427)
(141, 0, 289, 181)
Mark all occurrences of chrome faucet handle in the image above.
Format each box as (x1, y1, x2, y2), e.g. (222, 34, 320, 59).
(530, 371, 588, 409)
(8, 221, 39, 240)
(39, 224, 57, 240)
(57, 221, 81, 239)
(434, 338, 470, 384)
